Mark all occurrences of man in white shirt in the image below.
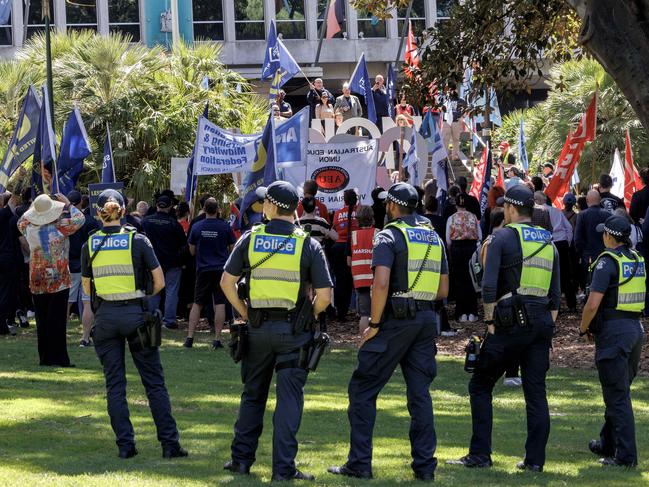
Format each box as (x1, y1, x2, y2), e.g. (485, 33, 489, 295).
(534, 191, 576, 311)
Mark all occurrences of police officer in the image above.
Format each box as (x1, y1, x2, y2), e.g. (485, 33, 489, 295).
(449, 185, 560, 472)
(328, 182, 449, 481)
(579, 215, 644, 467)
(220, 181, 332, 481)
(81, 189, 187, 459)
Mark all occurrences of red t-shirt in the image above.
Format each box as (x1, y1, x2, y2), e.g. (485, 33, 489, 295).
(332, 205, 359, 243)
(297, 199, 330, 223)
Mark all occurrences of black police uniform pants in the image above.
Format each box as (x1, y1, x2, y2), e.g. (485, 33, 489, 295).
(595, 320, 644, 465)
(469, 310, 553, 466)
(230, 320, 312, 477)
(331, 242, 354, 320)
(93, 302, 180, 451)
(346, 312, 438, 476)
(555, 240, 577, 310)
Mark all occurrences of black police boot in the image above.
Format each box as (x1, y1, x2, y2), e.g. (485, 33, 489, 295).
(414, 471, 435, 481)
(516, 461, 543, 472)
(162, 445, 188, 459)
(446, 454, 493, 468)
(183, 337, 193, 348)
(327, 464, 373, 479)
(118, 446, 138, 459)
(223, 459, 250, 475)
(600, 457, 637, 468)
(271, 470, 315, 482)
(588, 439, 612, 457)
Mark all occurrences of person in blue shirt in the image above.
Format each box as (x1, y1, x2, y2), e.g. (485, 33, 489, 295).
(183, 198, 236, 349)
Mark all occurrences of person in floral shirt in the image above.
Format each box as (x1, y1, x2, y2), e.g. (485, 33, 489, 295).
(18, 193, 84, 367)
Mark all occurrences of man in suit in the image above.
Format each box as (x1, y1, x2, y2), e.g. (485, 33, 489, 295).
(629, 168, 649, 224)
(334, 83, 363, 122)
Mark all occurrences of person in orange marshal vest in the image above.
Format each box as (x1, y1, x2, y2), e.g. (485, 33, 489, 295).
(347, 205, 377, 335)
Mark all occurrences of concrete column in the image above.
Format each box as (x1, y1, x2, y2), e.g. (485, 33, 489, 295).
(223, 0, 236, 42)
(386, 6, 398, 39)
(170, 0, 180, 45)
(12, 0, 23, 46)
(97, 0, 110, 36)
(347, 2, 357, 40)
(54, 0, 66, 32)
(424, 0, 434, 28)
(305, 0, 317, 40)
(431, 0, 439, 23)
(263, 0, 274, 38)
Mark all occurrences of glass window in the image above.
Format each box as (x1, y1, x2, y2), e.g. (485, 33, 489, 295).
(66, 0, 98, 32)
(436, 0, 454, 19)
(276, 0, 305, 39)
(234, 0, 264, 41)
(0, 7, 11, 46)
(193, 0, 223, 41)
(397, 0, 425, 35)
(108, 0, 140, 41)
(356, 7, 385, 38)
(316, 0, 345, 38)
(25, 0, 55, 39)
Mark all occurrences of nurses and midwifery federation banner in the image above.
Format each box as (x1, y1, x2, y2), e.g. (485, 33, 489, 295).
(284, 140, 378, 211)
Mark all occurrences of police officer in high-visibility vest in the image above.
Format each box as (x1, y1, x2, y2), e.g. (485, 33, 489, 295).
(81, 189, 187, 460)
(449, 185, 560, 472)
(220, 181, 332, 481)
(329, 182, 449, 481)
(579, 215, 645, 468)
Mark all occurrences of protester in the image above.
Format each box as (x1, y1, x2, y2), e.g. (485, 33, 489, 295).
(331, 189, 359, 320)
(277, 90, 293, 119)
(0, 192, 21, 335)
(563, 193, 578, 230)
(296, 180, 330, 223)
(598, 174, 624, 212)
(482, 186, 505, 237)
(615, 207, 642, 249)
(456, 176, 481, 220)
(298, 197, 338, 244)
(184, 198, 235, 350)
(531, 194, 553, 232)
(629, 167, 649, 224)
(441, 83, 467, 161)
(446, 193, 481, 322)
(315, 93, 335, 133)
(575, 190, 610, 289)
(66, 190, 99, 347)
(371, 74, 390, 131)
(347, 206, 375, 335)
(177, 201, 191, 234)
(395, 93, 414, 126)
(542, 162, 554, 181)
(18, 193, 85, 366)
(142, 194, 187, 329)
(334, 82, 363, 122)
(307, 78, 333, 121)
(505, 166, 523, 190)
(371, 187, 386, 230)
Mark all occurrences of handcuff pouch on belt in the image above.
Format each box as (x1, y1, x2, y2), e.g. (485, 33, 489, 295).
(494, 295, 529, 331)
(386, 297, 418, 320)
(128, 309, 162, 351)
(229, 322, 249, 363)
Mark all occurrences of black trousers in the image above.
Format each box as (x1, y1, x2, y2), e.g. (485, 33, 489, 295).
(0, 260, 16, 334)
(555, 240, 576, 310)
(450, 240, 478, 318)
(93, 302, 180, 451)
(595, 320, 644, 465)
(33, 289, 70, 366)
(347, 311, 438, 476)
(468, 301, 553, 466)
(331, 242, 354, 320)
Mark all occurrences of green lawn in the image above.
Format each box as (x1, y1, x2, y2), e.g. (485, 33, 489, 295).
(1, 325, 648, 486)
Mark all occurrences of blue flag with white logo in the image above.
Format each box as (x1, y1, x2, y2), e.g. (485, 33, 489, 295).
(58, 108, 91, 194)
(101, 125, 115, 183)
(239, 114, 277, 230)
(349, 53, 377, 124)
(420, 112, 448, 203)
(403, 128, 421, 187)
(474, 89, 502, 127)
(275, 106, 308, 168)
(0, 85, 41, 192)
(268, 38, 302, 101)
(386, 63, 396, 119)
(261, 20, 278, 80)
(32, 85, 58, 196)
(185, 103, 209, 202)
(518, 117, 529, 171)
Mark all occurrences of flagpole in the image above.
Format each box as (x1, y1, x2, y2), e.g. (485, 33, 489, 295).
(314, 0, 331, 66)
(395, 0, 414, 66)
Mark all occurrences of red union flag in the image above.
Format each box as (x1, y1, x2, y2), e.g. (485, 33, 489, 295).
(624, 129, 644, 208)
(545, 93, 597, 208)
(404, 20, 420, 77)
(470, 146, 489, 198)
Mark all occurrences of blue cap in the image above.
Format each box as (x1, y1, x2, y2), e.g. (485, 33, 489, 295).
(596, 215, 631, 237)
(503, 185, 534, 208)
(67, 190, 82, 205)
(255, 181, 299, 211)
(156, 195, 172, 209)
(563, 192, 576, 205)
(378, 182, 419, 209)
(96, 189, 125, 209)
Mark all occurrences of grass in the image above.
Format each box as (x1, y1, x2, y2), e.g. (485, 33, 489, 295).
(0, 324, 648, 486)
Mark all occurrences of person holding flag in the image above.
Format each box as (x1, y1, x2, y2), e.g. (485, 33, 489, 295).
(349, 53, 378, 127)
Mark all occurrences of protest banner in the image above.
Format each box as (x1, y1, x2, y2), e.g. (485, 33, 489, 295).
(88, 182, 124, 208)
(170, 157, 190, 195)
(285, 140, 378, 211)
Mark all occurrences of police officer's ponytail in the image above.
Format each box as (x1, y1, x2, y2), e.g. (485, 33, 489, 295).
(98, 201, 125, 223)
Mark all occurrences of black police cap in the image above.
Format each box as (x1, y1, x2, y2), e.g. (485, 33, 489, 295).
(596, 215, 632, 238)
(503, 185, 535, 208)
(255, 181, 299, 211)
(378, 182, 419, 209)
(96, 189, 125, 209)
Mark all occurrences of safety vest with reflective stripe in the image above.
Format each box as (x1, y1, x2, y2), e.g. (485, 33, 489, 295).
(351, 227, 375, 289)
(247, 224, 307, 309)
(384, 220, 442, 301)
(592, 249, 646, 312)
(507, 223, 554, 297)
(88, 229, 144, 301)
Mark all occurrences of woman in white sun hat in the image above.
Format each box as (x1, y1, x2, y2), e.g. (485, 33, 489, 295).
(17, 193, 85, 367)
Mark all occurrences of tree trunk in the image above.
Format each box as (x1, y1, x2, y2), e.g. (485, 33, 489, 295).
(573, 0, 649, 133)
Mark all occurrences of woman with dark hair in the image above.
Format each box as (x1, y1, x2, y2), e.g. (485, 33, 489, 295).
(481, 185, 505, 237)
(331, 189, 359, 320)
(371, 187, 386, 229)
